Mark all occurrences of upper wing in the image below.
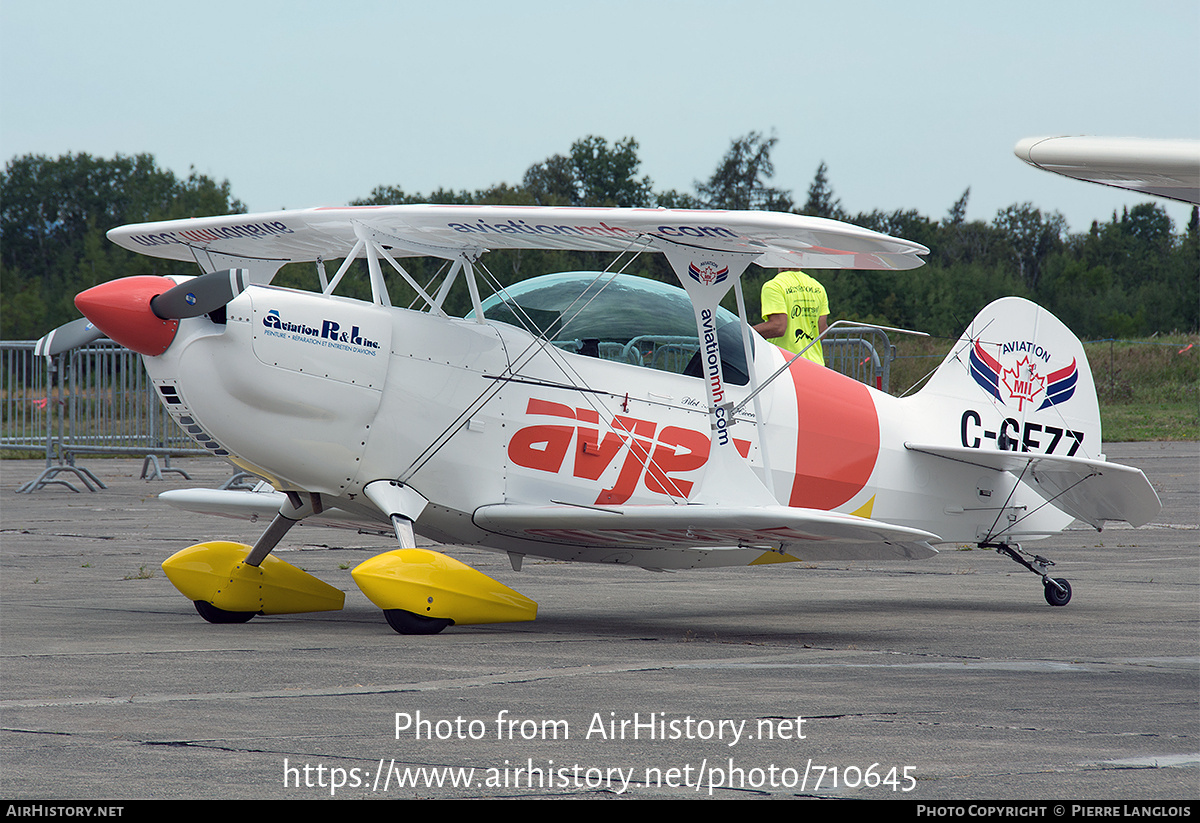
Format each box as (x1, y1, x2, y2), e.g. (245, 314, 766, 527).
(473, 502, 940, 561)
(1015, 136, 1200, 205)
(106, 206, 928, 272)
(904, 442, 1162, 529)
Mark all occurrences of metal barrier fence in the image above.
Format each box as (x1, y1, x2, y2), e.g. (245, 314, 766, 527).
(2, 340, 202, 492)
(822, 326, 894, 392)
(554, 329, 896, 391)
(1, 341, 47, 455)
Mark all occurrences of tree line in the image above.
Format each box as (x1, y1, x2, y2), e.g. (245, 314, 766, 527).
(2, 134, 1196, 341)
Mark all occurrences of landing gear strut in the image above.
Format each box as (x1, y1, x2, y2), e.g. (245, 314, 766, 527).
(983, 541, 1073, 607)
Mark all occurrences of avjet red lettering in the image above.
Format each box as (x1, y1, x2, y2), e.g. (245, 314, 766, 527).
(507, 398, 746, 504)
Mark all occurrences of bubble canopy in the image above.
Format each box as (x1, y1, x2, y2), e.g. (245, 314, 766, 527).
(472, 272, 751, 385)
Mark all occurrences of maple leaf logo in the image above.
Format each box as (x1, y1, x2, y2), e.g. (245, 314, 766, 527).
(687, 261, 729, 286)
(1001, 355, 1045, 411)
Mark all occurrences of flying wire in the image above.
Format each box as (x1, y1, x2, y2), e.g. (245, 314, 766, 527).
(395, 235, 695, 504)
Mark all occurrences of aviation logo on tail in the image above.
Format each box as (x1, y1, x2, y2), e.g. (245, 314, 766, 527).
(970, 339, 1077, 411)
(688, 261, 729, 287)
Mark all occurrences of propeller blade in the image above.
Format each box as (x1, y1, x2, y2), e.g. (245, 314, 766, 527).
(150, 268, 250, 319)
(33, 318, 106, 357)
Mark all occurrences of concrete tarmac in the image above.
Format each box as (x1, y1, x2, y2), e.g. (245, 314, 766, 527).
(1, 443, 1196, 800)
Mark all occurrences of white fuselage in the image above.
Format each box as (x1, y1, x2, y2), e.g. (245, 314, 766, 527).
(145, 284, 1071, 566)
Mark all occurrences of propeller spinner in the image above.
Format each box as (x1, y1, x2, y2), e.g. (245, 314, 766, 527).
(66, 269, 250, 357)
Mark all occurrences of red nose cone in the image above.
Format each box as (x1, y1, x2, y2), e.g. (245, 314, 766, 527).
(75, 276, 179, 356)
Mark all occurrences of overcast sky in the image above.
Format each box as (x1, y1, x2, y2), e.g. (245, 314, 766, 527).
(2, 0, 1197, 235)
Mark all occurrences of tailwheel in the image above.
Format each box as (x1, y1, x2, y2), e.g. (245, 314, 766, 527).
(384, 609, 454, 635)
(985, 541, 1073, 607)
(1043, 578, 1072, 607)
(194, 600, 257, 624)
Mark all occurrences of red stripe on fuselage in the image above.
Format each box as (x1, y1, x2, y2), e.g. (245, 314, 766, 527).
(784, 353, 879, 510)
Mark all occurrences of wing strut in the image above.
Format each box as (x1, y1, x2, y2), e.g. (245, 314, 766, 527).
(655, 239, 775, 506)
(731, 271, 774, 497)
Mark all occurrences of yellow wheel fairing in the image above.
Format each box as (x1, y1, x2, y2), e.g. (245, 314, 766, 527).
(352, 549, 537, 625)
(162, 541, 345, 615)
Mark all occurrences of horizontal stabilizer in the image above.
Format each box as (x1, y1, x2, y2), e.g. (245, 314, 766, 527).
(474, 503, 939, 561)
(904, 443, 1161, 529)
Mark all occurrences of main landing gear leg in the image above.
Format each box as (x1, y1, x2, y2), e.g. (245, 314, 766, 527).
(244, 491, 323, 566)
(983, 541, 1072, 607)
(188, 492, 326, 623)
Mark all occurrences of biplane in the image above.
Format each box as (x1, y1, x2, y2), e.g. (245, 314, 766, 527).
(39, 205, 1161, 633)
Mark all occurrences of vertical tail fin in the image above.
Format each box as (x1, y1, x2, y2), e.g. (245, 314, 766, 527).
(919, 297, 1100, 460)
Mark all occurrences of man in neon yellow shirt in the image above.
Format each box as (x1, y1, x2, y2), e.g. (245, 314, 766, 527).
(754, 269, 829, 365)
